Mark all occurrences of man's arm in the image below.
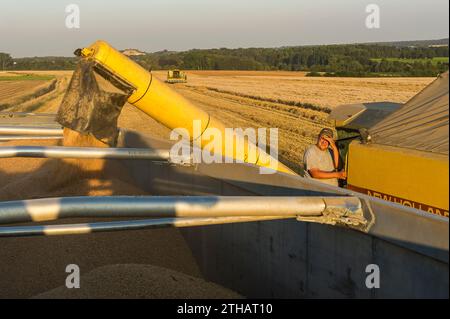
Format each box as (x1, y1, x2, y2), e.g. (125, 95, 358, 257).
(309, 168, 346, 179)
(323, 136, 339, 169)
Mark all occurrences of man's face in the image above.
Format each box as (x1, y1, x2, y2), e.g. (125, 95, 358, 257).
(317, 135, 330, 151)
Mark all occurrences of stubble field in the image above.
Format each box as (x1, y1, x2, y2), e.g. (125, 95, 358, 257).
(0, 70, 433, 173)
(152, 71, 433, 171)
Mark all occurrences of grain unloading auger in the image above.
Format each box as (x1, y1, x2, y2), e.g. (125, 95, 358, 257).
(0, 40, 370, 237)
(77, 40, 294, 175)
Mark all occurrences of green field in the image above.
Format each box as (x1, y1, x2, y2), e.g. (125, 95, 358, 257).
(0, 74, 55, 81)
(371, 57, 449, 65)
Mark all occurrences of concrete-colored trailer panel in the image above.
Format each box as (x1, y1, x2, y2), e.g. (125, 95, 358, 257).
(118, 130, 448, 298)
(182, 220, 448, 298)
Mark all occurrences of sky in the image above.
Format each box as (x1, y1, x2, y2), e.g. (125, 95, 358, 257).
(0, 0, 448, 57)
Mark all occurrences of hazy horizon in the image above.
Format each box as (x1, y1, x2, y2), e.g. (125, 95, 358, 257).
(1, 0, 448, 58)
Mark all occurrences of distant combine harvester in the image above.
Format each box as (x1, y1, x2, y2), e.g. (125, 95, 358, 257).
(166, 69, 187, 84)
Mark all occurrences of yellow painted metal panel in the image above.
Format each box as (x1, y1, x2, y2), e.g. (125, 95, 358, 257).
(347, 141, 449, 216)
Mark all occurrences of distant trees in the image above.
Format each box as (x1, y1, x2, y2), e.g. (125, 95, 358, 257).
(133, 44, 448, 76)
(11, 56, 79, 70)
(3, 44, 449, 76)
(0, 53, 13, 70)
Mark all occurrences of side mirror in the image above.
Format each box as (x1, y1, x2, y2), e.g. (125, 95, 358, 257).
(359, 128, 372, 144)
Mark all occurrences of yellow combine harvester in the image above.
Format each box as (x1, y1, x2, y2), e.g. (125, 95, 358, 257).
(330, 72, 449, 218)
(166, 69, 187, 84)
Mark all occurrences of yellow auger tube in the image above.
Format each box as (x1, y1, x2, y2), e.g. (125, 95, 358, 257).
(80, 40, 295, 175)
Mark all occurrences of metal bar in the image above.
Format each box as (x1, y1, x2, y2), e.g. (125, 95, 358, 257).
(0, 216, 293, 237)
(0, 195, 361, 224)
(0, 135, 63, 141)
(0, 126, 63, 136)
(0, 146, 170, 161)
(0, 112, 56, 117)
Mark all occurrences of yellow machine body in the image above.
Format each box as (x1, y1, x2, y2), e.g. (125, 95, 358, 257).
(346, 141, 449, 217)
(80, 40, 295, 175)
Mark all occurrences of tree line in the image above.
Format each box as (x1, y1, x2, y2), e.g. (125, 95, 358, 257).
(1, 44, 448, 76)
(0, 53, 14, 70)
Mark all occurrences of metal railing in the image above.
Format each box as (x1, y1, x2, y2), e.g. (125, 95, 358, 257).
(0, 135, 63, 141)
(0, 195, 363, 237)
(0, 145, 171, 161)
(0, 125, 63, 136)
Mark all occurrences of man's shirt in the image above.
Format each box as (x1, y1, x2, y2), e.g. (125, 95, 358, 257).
(303, 145, 338, 187)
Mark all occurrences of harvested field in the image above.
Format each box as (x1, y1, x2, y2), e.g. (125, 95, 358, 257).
(0, 70, 434, 174)
(186, 70, 309, 77)
(0, 71, 69, 112)
(0, 80, 50, 104)
(165, 71, 434, 109)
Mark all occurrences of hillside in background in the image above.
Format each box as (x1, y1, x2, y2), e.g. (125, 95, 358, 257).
(365, 38, 449, 47)
(1, 39, 448, 76)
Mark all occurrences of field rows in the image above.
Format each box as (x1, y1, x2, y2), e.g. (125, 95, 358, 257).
(171, 84, 329, 172)
(4, 70, 434, 174)
(0, 71, 73, 113)
(0, 81, 50, 103)
(170, 71, 434, 109)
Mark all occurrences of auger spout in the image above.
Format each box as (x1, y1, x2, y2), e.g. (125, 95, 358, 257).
(79, 40, 296, 175)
